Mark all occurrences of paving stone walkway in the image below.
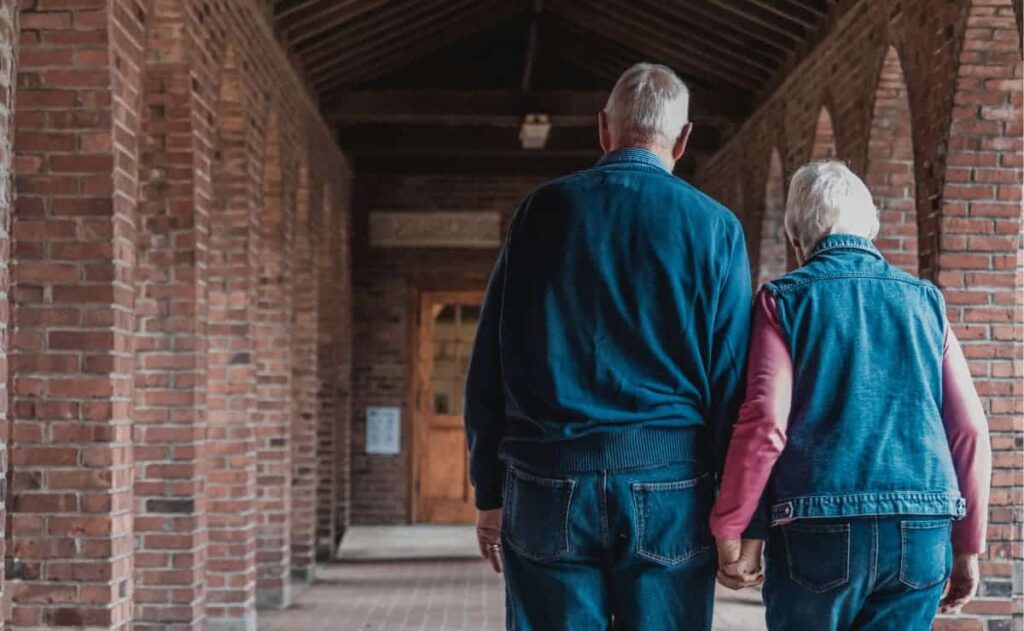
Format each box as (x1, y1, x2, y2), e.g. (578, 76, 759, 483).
(259, 526, 767, 630)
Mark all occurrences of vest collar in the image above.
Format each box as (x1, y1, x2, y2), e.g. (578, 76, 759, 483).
(596, 147, 671, 173)
(808, 234, 883, 261)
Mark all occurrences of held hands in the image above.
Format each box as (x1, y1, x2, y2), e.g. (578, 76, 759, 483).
(939, 553, 979, 614)
(476, 508, 504, 574)
(716, 538, 765, 590)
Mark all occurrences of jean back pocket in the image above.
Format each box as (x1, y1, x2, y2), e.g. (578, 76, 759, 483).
(781, 521, 851, 593)
(502, 466, 576, 562)
(631, 473, 713, 566)
(899, 519, 952, 589)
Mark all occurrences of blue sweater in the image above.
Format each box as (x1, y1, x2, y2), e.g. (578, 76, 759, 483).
(464, 148, 752, 509)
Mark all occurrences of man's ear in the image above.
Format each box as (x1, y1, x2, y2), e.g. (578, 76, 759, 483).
(672, 122, 694, 161)
(598, 111, 612, 153)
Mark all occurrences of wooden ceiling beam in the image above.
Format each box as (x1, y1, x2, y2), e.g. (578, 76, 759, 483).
(598, 0, 779, 74)
(283, 0, 393, 48)
(744, 0, 821, 30)
(662, 1, 797, 55)
(707, 0, 806, 42)
(274, 0, 325, 23)
(548, 3, 761, 89)
(322, 90, 745, 126)
(626, 0, 787, 64)
(335, 123, 722, 155)
(314, 3, 519, 91)
(294, 0, 442, 58)
(303, 0, 475, 73)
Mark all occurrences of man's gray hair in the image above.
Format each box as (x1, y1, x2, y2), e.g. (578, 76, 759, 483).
(604, 63, 690, 148)
(784, 160, 880, 258)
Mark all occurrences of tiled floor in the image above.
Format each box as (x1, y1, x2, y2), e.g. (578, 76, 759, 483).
(259, 526, 767, 631)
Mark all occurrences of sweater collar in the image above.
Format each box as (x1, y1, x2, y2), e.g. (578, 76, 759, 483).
(808, 234, 883, 261)
(596, 147, 671, 173)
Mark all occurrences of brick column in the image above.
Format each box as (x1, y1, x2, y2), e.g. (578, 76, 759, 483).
(333, 180, 353, 538)
(937, 0, 1023, 627)
(290, 164, 318, 581)
(0, 2, 16, 626)
(315, 184, 338, 560)
(255, 118, 293, 609)
(132, 0, 210, 628)
(9, 1, 143, 627)
(866, 46, 918, 275)
(205, 45, 258, 631)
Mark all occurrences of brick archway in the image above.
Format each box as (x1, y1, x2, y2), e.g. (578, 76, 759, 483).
(811, 105, 838, 160)
(937, 3, 1023, 626)
(866, 46, 919, 275)
(758, 148, 787, 286)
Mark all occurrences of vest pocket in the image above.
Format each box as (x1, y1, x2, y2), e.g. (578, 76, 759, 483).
(781, 522, 850, 593)
(502, 466, 576, 562)
(631, 474, 713, 566)
(899, 519, 952, 589)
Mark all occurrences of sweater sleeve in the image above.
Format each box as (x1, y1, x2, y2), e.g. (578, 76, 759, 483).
(464, 245, 509, 510)
(942, 326, 992, 555)
(710, 290, 792, 540)
(709, 227, 753, 478)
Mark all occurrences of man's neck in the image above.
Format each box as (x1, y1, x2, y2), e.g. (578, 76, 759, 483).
(607, 144, 675, 171)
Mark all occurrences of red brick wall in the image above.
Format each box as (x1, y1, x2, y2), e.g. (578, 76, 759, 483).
(10, 0, 351, 628)
(350, 175, 545, 524)
(696, 0, 1023, 627)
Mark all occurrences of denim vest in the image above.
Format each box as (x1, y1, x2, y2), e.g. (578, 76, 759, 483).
(764, 234, 965, 524)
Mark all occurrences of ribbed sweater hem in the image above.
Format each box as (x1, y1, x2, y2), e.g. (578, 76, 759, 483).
(498, 427, 706, 474)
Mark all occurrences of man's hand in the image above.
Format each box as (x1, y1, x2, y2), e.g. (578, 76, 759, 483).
(939, 553, 979, 614)
(476, 508, 503, 574)
(716, 538, 764, 590)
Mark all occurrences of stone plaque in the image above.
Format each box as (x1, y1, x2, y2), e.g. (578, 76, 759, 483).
(369, 211, 501, 248)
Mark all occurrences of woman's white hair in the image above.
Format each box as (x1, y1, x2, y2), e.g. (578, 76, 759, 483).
(784, 160, 880, 259)
(604, 63, 689, 148)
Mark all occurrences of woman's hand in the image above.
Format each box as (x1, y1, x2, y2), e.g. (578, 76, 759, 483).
(939, 553, 979, 614)
(716, 538, 764, 590)
(476, 508, 504, 574)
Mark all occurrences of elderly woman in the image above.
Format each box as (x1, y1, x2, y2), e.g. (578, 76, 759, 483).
(710, 160, 991, 630)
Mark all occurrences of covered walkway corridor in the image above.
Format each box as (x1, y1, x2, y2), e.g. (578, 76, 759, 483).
(0, 0, 1017, 629)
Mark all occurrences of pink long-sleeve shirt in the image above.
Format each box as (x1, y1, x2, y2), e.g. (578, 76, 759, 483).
(710, 290, 992, 554)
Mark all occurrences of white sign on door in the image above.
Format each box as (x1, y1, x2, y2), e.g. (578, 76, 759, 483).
(366, 407, 401, 455)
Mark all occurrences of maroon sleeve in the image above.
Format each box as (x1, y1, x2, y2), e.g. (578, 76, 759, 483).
(942, 327, 992, 555)
(710, 290, 792, 540)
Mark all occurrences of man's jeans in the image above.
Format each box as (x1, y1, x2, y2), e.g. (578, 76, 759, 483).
(764, 516, 953, 631)
(501, 462, 715, 631)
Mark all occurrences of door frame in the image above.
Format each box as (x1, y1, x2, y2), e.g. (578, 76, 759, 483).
(408, 288, 485, 523)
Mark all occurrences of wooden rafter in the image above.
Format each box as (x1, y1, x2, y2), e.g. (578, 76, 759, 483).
(283, 0, 393, 49)
(603, 0, 779, 74)
(314, 2, 520, 92)
(549, 2, 762, 89)
(308, 0, 492, 79)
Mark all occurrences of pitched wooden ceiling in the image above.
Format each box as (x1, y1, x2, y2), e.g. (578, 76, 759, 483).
(272, 0, 840, 176)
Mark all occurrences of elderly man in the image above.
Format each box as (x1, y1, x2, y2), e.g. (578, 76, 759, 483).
(464, 63, 755, 630)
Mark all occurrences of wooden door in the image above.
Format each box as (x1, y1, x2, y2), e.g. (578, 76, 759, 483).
(414, 291, 484, 523)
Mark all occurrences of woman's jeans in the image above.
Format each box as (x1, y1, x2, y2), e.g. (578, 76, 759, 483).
(764, 516, 953, 631)
(501, 461, 715, 631)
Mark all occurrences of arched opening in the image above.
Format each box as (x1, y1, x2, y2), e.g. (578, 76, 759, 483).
(758, 148, 788, 286)
(866, 46, 918, 275)
(811, 105, 837, 160)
